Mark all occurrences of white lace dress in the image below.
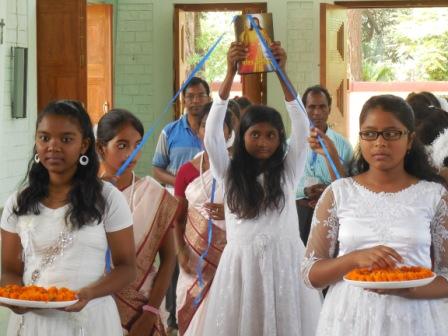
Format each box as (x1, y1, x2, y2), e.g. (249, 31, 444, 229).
(0, 182, 133, 336)
(302, 177, 448, 336)
(201, 97, 322, 336)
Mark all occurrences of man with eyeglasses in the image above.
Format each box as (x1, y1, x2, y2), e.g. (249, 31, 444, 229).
(153, 77, 211, 190)
(295, 85, 353, 245)
(152, 76, 211, 333)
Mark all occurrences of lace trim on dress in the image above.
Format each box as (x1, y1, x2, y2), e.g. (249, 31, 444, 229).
(430, 196, 448, 281)
(301, 251, 320, 289)
(302, 190, 339, 289)
(324, 204, 339, 258)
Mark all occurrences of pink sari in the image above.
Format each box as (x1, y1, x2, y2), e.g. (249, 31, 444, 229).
(177, 156, 227, 336)
(114, 176, 178, 335)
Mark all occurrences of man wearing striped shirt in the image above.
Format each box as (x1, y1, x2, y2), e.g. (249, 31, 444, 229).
(296, 85, 353, 245)
(152, 77, 211, 192)
(152, 77, 211, 333)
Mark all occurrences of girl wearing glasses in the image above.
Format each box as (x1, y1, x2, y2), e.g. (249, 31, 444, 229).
(302, 94, 448, 335)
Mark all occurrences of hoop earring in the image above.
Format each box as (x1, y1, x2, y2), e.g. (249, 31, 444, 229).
(34, 154, 40, 163)
(79, 155, 89, 166)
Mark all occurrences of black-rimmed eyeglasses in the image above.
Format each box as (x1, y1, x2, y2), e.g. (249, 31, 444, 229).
(184, 93, 209, 101)
(359, 130, 409, 141)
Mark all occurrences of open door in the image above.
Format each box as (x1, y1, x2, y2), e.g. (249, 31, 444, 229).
(37, 0, 87, 112)
(173, 3, 268, 119)
(87, 4, 113, 124)
(320, 4, 348, 136)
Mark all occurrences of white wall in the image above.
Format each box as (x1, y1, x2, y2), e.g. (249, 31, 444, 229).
(0, 0, 37, 206)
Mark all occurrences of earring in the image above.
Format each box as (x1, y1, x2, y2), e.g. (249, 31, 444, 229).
(34, 154, 40, 163)
(79, 155, 89, 166)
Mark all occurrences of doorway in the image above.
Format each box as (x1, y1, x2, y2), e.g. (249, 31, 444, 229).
(173, 3, 267, 118)
(321, 1, 448, 143)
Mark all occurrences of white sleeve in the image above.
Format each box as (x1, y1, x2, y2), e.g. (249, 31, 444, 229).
(301, 185, 339, 289)
(0, 193, 19, 233)
(284, 99, 310, 184)
(102, 182, 133, 233)
(430, 191, 448, 282)
(204, 96, 230, 181)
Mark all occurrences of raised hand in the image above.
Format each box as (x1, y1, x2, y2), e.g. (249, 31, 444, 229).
(270, 41, 287, 70)
(308, 127, 338, 157)
(227, 42, 248, 74)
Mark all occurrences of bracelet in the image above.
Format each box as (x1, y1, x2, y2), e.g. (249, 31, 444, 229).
(142, 304, 160, 315)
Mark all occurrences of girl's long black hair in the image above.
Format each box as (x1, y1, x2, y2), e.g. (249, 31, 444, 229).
(226, 105, 287, 219)
(351, 94, 446, 186)
(13, 100, 106, 229)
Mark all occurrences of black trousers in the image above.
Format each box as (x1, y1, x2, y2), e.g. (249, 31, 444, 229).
(165, 263, 179, 328)
(296, 200, 315, 246)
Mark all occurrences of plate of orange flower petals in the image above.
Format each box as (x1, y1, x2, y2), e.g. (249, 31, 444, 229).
(0, 285, 78, 308)
(344, 266, 436, 289)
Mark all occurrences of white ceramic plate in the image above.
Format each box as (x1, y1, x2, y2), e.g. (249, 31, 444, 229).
(344, 273, 436, 289)
(0, 296, 78, 309)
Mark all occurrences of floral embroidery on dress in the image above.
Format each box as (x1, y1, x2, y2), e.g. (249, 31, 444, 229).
(430, 194, 448, 281)
(301, 251, 320, 288)
(350, 179, 429, 244)
(324, 204, 339, 258)
(302, 187, 339, 289)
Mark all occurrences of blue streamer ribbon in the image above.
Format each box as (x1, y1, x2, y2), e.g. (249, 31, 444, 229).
(105, 18, 235, 274)
(246, 15, 341, 179)
(105, 248, 112, 273)
(193, 178, 217, 306)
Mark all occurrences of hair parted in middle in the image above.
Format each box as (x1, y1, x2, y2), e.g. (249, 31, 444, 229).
(226, 104, 287, 219)
(350, 94, 446, 187)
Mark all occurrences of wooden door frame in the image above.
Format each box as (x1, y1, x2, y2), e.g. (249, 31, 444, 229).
(173, 3, 267, 119)
(174, 3, 267, 12)
(322, 0, 448, 84)
(334, 1, 448, 8)
(87, 3, 114, 121)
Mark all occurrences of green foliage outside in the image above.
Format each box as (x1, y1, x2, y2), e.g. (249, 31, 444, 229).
(361, 8, 448, 81)
(187, 12, 238, 84)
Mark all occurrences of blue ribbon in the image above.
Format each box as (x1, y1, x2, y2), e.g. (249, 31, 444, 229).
(193, 178, 217, 306)
(310, 151, 345, 174)
(104, 18, 236, 274)
(105, 248, 112, 273)
(246, 14, 341, 180)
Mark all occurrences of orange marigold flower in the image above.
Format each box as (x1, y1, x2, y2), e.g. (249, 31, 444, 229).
(345, 266, 433, 282)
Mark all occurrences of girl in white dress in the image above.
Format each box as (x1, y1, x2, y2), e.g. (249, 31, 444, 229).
(201, 42, 322, 336)
(1, 100, 136, 336)
(302, 94, 448, 336)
